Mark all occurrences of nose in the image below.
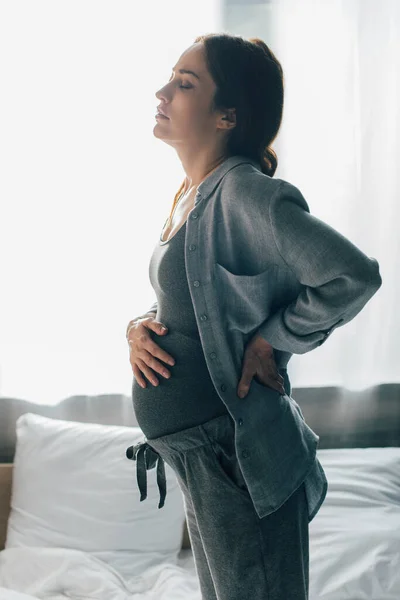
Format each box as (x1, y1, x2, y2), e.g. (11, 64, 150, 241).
(155, 88, 166, 101)
(155, 80, 171, 101)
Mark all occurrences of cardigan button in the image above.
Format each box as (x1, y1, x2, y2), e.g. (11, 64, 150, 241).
(191, 212, 198, 219)
(193, 280, 200, 287)
(238, 418, 243, 426)
(189, 244, 196, 251)
(242, 450, 249, 458)
(210, 352, 217, 359)
(220, 384, 226, 392)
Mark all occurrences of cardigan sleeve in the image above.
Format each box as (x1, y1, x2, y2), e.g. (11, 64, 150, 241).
(132, 300, 158, 323)
(256, 182, 382, 354)
(147, 300, 158, 315)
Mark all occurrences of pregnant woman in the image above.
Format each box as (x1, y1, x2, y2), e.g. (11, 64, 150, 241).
(125, 33, 382, 600)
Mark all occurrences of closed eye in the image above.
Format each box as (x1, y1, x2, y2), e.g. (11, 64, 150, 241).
(168, 74, 193, 89)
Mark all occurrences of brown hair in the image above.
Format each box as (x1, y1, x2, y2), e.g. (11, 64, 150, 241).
(195, 32, 285, 178)
(165, 33, 285, 225)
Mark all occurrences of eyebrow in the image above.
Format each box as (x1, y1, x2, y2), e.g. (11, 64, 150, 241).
(171, 67, 201, 81)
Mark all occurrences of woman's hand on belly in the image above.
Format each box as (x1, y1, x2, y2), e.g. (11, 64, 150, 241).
(126, 316, 175, 388)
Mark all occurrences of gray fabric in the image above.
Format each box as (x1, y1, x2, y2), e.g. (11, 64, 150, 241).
(140, 154, 382, 521)
(129, 366, 326, 524)
(132, 221, 229, 439)
(127, 413, 310, 600)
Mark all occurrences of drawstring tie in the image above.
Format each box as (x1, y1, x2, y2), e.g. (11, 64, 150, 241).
(126, 440, 166, 509)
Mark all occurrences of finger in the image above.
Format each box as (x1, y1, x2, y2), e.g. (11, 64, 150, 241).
(148, 341, 176, 367)
(270, 370, 283, 381)
(237, 372, 254, 398)
(132, 364, 147, 389)
(136, 358, 159, 387)
(151, 320, 168, 335)
(270, 372, 284, 387)
(272, 378, 286, 394)
(141, 348, 173, 378)
(276, 373, 285, 392)
(257, 373, 285, 394)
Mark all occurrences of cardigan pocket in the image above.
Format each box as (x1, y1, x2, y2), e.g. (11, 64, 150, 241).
(214, 262, 276, 334)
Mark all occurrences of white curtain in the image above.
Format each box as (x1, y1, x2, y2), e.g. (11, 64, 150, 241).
(266, 0, 399, 390)
(0, 1, 397, 405)
(0, 0, 223, 404)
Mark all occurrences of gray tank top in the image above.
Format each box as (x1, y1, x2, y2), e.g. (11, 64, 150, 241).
(132, 219, 229, 439)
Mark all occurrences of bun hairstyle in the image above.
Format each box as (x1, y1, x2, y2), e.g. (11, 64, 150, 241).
(166, 33, 285, 223)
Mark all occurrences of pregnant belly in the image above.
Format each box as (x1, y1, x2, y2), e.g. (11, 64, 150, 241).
(131, 329, 227, 437)
(133, 329, 211, 388)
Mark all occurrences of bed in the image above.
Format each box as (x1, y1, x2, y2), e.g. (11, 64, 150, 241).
(0, 384, 399, 599)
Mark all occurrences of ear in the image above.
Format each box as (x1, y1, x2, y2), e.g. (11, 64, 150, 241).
(220, 107, 236, 127)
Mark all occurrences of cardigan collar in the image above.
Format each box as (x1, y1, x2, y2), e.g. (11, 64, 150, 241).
(193, 154, 261, 207)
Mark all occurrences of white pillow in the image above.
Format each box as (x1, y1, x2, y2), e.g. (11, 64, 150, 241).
(6, 413, 186, 579)
(310, 447, 400, 600)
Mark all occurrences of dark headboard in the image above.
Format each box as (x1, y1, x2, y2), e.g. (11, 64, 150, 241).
(293, 383, 400, 448)
(0, 384, 399, 463)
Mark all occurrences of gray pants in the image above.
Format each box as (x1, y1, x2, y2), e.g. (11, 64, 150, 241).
(128, 412, 309, 600)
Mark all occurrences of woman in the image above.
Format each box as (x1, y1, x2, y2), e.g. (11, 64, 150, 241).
(125, 34, 382, 600)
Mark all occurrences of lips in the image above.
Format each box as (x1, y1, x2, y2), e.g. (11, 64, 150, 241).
(156, 106, 169, 118)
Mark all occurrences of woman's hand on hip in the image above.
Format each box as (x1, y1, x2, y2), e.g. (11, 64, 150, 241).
(237, 333, 285, 398)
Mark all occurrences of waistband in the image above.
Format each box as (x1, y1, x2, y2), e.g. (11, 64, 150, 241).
(125, 370, 290, 510)
(125, 413, 234, 509)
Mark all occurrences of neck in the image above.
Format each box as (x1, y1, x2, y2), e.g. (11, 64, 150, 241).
(180, 154, 228, 195)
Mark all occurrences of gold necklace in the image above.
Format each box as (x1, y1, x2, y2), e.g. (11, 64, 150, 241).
(162, 184, 186, 238)
(168, 184, 187, 225)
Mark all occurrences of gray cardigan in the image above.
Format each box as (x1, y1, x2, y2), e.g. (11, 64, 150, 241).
(143, 154, 382, 520)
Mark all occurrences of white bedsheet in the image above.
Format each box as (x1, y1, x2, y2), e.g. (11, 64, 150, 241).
(2, 447, 400, 599)
(0, 546, 201, 600)
(1, 507, 400, 600)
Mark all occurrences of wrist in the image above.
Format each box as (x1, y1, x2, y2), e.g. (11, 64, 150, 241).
(253, 333, 274, 355)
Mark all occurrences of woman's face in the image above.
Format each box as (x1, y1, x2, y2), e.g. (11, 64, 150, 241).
(154, 43, 228, 152)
